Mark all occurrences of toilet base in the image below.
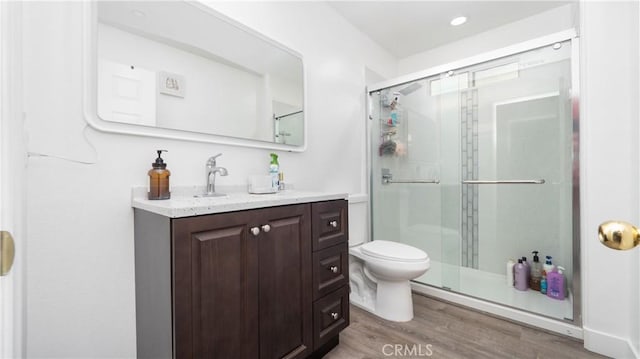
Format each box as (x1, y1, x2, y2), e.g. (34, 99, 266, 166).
(375, 279, 414, 322)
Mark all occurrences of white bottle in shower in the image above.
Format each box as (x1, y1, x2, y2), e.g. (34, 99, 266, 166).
(506, 259, 515, 286)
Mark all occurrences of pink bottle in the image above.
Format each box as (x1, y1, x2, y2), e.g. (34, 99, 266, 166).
(514, 259, 528, 291)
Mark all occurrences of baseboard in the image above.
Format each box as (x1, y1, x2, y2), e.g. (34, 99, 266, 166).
(583, 327, 638, 359)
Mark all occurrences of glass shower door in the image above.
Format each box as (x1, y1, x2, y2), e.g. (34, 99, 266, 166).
(456, 40, 574, 320)
(369, 73, 463, 293)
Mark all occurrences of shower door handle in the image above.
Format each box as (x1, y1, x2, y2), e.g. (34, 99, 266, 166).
(462, 179, 546, 184)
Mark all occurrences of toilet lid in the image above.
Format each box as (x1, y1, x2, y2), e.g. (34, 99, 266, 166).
(361, 240, 428, 262)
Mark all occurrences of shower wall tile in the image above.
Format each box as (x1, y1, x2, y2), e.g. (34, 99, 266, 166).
(461, 88, 479, 269)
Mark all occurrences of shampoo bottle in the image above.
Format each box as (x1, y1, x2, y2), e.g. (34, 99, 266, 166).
(514, 259, 528, 291)
(506, 259, 515, 286)
(547, 266, 566, 300)
(521, 256, 531, 287)
(269, 153, 279, 191)
(543, 255, 554, 274)
(529, 251, 543, 291)
(148, 150, 170, 200)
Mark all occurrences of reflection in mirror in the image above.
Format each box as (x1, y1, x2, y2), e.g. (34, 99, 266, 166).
(95, 1, 304, 147)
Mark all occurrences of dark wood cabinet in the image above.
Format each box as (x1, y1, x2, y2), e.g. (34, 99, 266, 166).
(134, 199, 348, 359)
(310, 200, 349, 352)
(172, 209, 263, 358)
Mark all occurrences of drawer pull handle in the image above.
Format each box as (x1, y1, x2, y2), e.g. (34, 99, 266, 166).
(261, 224, 271, 233)
(329, 266, 339, 273)
(251, 227, 260, 236)
(330, 312, 339, 320)
(329, 220, 338, 228)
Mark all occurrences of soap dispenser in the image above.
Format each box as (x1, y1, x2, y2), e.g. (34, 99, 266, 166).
(148, 150, 170, 200)
(547, 266, 566, 300)
(529, 251, 543, 291)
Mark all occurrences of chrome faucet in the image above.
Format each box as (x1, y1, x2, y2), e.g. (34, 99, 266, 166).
(205, 153, 228, 196)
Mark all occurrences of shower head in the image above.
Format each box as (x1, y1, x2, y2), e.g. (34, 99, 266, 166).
(398, 82, 423, 96)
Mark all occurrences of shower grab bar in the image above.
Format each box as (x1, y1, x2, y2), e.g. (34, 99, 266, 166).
(383, 179, 440, 185)
(462, 179, 546, 184)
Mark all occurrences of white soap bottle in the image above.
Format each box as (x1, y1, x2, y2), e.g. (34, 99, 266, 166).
(506, 259, 515, 286)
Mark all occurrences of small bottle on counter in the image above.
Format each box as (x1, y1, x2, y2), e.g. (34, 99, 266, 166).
(148, 150, 170, 200)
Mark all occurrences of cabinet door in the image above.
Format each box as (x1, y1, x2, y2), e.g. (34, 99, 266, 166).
(173, 211, 259, 358)
(258, 204, 313, 359)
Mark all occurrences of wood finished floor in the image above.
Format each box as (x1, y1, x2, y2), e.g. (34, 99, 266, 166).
(325, 294, 607, 359)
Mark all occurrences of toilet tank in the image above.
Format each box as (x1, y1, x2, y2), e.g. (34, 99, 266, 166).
(348, 194, 369, 247)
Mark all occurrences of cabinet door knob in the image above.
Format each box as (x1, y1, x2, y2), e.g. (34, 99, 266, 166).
(261, 224, 271, 233)
(330, 312, 339, 320)
(251, 227, 260, 236)
(329, 220, 338, 228)
(329, 266, 339, 273)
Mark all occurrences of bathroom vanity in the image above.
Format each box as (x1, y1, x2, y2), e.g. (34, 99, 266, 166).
(132, 190, 349, 358)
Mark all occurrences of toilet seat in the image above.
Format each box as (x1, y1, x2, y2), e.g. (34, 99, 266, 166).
(361, 240, 428, 263)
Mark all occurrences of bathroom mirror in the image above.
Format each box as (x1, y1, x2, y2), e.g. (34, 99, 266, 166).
(84, 1, 306, 150)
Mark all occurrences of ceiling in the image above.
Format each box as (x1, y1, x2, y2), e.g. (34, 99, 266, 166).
(328, 1, 572, 58)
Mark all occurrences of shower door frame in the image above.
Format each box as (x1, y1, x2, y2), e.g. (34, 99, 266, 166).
(366, 29, 582, 335)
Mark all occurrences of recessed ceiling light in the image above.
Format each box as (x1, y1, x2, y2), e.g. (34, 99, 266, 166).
(450, 16, 467, 26)
(131, 9, 146, 17)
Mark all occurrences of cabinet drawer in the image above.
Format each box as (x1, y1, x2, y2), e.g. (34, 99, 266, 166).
(313, 286, 349, 350)
(313, 243, 348, 300)
(312, 200, 348, 251)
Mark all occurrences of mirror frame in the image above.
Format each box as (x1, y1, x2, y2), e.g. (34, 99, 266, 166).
(82, 1, 307, 152)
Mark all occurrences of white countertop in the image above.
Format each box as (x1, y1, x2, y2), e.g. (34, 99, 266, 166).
(131, 186, 348, 218)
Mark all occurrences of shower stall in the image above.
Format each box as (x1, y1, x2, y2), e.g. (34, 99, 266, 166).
(367, 31, 579, 328)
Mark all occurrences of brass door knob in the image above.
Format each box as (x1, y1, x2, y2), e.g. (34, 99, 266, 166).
(1, 231, 15, 276)
(598, 221, 640, 250)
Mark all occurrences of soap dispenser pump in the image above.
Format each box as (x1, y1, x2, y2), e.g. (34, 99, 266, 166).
(148, 150, 171, 200)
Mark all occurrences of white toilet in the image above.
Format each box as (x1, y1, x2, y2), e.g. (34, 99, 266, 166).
(349, 240, 430, 322)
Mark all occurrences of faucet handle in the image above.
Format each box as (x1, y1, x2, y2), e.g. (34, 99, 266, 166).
(207, 153, 223, 166)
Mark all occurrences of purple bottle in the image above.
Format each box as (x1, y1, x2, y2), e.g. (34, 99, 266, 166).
(521, 256, 531, 286)
(547, 266, 566, 300)
(514, 259, 528, 291)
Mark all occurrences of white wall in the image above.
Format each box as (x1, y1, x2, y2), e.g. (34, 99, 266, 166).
(22, 1, 395, 357)
(98, 23, 266, 141)
(580, 1, 639, 358)
(397, 4, 576, 75)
